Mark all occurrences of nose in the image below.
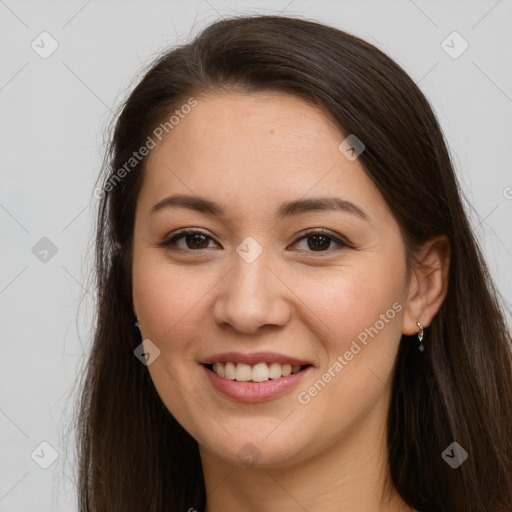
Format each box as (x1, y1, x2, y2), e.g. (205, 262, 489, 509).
(212, 251, 291, 334)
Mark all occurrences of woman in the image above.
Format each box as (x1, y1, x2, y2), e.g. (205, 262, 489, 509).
(74, 14, 512, 512)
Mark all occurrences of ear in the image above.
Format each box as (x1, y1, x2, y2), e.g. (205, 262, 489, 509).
(402, 235, 451, 335)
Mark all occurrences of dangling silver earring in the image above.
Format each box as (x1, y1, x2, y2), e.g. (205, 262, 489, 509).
(135, 318, 142, 332)
(417, 321, 424, 352)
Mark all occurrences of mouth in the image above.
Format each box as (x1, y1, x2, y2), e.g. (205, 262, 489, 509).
(202, 361, 313, 382)
(201, 361, 314, 403)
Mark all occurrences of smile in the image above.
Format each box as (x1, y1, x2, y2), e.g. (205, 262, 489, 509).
(205, 361, 310, 382)
(202, 362, 313, 403)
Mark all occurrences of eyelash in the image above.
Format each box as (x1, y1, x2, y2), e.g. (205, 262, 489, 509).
(159, 228, 352, 254)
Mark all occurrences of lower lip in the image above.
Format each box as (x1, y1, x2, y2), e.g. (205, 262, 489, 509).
(202, 364, 313, 403)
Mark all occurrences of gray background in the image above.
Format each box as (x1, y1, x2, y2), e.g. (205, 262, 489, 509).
(1, 0, 511, 510)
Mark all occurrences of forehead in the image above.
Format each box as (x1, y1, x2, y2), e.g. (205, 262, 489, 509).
(137, 91, 386, 224)
(146, 91, 342, 165)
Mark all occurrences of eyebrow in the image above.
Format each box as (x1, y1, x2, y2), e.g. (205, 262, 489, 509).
(149, 194, 369, 221)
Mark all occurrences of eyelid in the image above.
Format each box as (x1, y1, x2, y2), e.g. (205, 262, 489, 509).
(159, 227, 353, 252)
(161, 228, 217, 250)
(296, 228, 352, 249)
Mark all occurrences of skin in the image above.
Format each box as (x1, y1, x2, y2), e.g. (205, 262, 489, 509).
(132, 91, 450, 512)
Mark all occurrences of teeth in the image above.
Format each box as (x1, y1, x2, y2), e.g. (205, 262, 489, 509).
(268, 362, 282, 379)
(213, 362, 225, 378)
(224, 362, 236, 380)
(210, 362, 304, 382)
(235, 363, 252, 381)
(252, 363, 270, 382)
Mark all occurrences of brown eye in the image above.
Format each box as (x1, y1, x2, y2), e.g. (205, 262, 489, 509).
(160, 230, 217, 250)
(291, 229, 350, 253)
(159, 228, 351, 254)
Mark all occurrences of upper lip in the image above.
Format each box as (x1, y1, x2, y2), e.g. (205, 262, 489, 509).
(199, 351, 314, 367)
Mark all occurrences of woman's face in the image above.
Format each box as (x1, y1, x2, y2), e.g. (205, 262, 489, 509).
(132, 91, 413, 469)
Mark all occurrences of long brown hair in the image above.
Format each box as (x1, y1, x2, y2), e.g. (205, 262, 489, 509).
(73, 14, 512, 512)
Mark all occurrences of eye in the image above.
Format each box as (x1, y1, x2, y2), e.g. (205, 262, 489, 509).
(160, 229, 218, 251)
(290, 229, 350, 253)
(159, 228, 351, 253)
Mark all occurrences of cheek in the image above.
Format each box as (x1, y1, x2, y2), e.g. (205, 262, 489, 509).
(289, 267, 405, 449)
(132, 250, 218, 345)
(295, 260, 405, 350)
(131, 251, 214, 431)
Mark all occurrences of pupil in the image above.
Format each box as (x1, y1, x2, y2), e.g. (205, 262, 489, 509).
(188, 234, 208, 249)
(308, 235, 330, 251)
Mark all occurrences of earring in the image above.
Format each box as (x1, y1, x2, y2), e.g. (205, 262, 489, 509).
(417, 321, 424, 352)
(135, 318, 142, 332)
